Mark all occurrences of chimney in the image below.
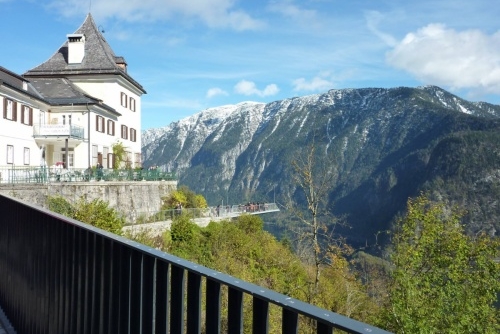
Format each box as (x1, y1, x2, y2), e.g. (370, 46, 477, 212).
(67, 34, 85, 64)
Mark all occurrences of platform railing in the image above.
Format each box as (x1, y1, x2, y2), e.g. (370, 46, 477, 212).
(0, 194, 390, 334)
(130, 203, 280, 225)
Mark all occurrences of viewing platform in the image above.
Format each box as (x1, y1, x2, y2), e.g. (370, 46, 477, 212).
(123, 203, 280, 235)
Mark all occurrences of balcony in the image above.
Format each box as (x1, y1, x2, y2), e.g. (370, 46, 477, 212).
(0, 194, 391, 334)
(33, 123, 85, 141)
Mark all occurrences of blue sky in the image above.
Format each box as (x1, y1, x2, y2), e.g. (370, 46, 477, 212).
(1, 0, 499, 130)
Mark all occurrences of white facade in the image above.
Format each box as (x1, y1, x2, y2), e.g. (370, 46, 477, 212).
(0, 85, 48, 168)
(0, 14, 146, 172)
(0, 83, 141, 170)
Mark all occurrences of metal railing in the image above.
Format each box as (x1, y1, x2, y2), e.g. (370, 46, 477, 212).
(33, 123, 85, 140)
(0, 194, 390, 334)
(130, 203, 280, 225)
(0, 165, 176, 184)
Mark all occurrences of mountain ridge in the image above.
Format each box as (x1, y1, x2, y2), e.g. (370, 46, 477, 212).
(142, 85, 500, 247)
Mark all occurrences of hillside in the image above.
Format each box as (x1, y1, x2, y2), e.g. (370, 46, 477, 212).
(142, 86, 500, 247)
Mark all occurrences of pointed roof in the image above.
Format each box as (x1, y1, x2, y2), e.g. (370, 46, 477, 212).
(24, 14, 145, 94)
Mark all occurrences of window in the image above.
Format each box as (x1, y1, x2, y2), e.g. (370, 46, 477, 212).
(61, 148, 74, 168)
(129, 97, 136, 111)
(107, 152, 114, 169)
(92, 145, 98, 166)
(107, 120, 115, 135)
(130, 128, 137, 142)
(120, 92, 128, 108)
(103, 147, 108, 169)
(39, 111, 46, 124)
(21, 106, 33, 126)
(126, 151, 132, 168)
(6, 145, 14, 164)
(135, 153, 141, 167)
(96, 115, 105, 133)
(3, 99, 17, 121)
(121, 125, 128, 139)
(24, 147, 30, 165)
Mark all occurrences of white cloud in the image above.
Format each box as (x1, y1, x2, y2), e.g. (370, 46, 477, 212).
(47, 0, 264, 31)
(267, 0, 322, 29)
(234, 80, 279, 97)
(206, 87, 228, 98)
(365, 10, 397, 47)
(292, 72, 334, 92)
(387, 24, 500, 94)
(268, 1, 317, 21)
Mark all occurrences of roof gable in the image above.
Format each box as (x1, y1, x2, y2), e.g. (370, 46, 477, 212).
(24, 13, 145, 94)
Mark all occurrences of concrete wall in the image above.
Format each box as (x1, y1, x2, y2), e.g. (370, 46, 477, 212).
(0, 181, 177, 220)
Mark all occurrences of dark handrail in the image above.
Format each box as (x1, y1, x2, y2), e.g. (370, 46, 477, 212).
(0, 194, 391, 334)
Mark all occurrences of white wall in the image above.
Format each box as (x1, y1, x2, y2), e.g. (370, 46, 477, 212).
(0, 95, 46, 167)
(72, 76, 143, 168)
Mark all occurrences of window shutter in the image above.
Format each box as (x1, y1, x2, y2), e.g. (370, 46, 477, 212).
(29, 109, 33, 126)
(13, 101, 17, 121)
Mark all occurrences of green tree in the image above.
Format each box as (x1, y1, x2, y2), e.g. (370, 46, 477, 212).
(48, 195, 75, 217)
(112, 140, 127, 169)
(47, 196, 124, 235)
(161, 185, 208, 210)
(380, 194, 500, 333)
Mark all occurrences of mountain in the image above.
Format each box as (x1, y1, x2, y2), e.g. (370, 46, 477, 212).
(142, 86, 500, 248)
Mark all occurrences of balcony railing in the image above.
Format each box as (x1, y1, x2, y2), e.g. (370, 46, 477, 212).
(0, 165, 176, 184)
(0, 194, 391, 334)
(33, 123, 85, 140)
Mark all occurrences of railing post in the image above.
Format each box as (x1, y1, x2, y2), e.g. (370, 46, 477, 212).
(155, 260, 170, 334)
(170, 265, 185, 334)
(205, 279, 221, 334)
(228, 287, 243, 333)
(252, 297, 269, 334)
(141, 255, 155, 334)
(129, 251, 142, 333)
(187, 271, 202, 334)
(282, 309, 298, 334)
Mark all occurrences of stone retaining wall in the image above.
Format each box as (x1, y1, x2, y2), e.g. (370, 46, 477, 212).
(0, 181, 177, 220)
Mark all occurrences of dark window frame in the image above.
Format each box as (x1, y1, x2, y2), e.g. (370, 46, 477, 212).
(107, 119, 115, 136)
(21, 105, 33, 126)
(3, 98, 17, 121)
(120, 92, 128, 108)
(96, 115, 105, 133)
(130, 128, 137, 142)
(121, 124, 128, 140)
(129, 97, 136, 112)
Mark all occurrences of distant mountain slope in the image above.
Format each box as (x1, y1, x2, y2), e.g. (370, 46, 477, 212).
(142, 86, 500, 247)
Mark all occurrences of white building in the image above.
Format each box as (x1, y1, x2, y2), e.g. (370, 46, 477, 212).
(0, 13, 146, 171)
